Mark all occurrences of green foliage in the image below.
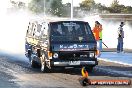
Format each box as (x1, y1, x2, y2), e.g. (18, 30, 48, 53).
(125, 6, 132, 13)
(49, 0, 64, 16)
(28, 0, 44, 13)
(95, 3, 107, 13)
(111, 0, 119, 7)
(79, 0, 132, 14)
(108, 0, 122, 13)
(80, 0, 95, 11)
(27, 0, 132, 16)
(28, 0, 67, 17)
(10, 1, 25, 9)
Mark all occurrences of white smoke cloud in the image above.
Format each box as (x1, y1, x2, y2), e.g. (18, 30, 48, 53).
(0, 0, 63, 55)
(0, 0, 31, 54)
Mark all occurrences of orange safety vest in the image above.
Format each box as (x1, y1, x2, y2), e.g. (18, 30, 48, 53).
(92, 26, 100, 41)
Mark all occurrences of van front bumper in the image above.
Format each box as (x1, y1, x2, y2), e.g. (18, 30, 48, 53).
(51, 58, 98, 67)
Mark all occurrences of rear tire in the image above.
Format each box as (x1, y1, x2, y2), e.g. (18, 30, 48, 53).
(28, 50, 31, 58)
(30, 54, 39, 68)
(30, 59, 38, 68)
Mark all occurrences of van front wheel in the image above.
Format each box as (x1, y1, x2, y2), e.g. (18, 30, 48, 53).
(40, 56, 48, 73)
(41, 61, 45, 72)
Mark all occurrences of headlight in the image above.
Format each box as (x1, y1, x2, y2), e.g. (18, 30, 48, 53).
(53, 53, 58, 58)
(89, 53, 94, 58)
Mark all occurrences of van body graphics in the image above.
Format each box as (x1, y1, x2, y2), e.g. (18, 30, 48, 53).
(25, 20, 98, 72)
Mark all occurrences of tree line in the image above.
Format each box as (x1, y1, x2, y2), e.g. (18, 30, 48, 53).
(10, 0, 132, 17)
(79, 0, 132, 14)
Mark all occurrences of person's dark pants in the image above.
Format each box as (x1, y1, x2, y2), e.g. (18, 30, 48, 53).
(117, 38, 123, 52)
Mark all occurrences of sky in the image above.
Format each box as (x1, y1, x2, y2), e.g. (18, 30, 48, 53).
(62, 0, 132, 7)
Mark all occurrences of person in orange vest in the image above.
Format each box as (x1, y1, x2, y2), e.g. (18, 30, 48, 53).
(92, 21, 103, 53)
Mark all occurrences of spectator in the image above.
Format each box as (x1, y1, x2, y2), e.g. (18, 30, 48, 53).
(92, 21, 103, 52)
(117, 22, 124, 53)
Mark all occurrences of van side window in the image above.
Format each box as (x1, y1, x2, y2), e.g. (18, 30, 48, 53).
(26, 22, 31, 36)
(37, 24, 42, 32)
(27, 22, 34, 37)
(26, 25, 29, 36)
(41, 23, 48, 36)
(33, 24, 42, 39)
(32, 24, 37, 36)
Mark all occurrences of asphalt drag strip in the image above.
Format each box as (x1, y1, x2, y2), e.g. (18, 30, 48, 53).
(0, 53, 132, 88)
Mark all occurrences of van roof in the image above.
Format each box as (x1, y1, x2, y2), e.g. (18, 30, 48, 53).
(29, 17, 88, 24)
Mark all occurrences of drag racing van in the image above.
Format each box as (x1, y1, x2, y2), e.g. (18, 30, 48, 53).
(25, 19, 98, 72)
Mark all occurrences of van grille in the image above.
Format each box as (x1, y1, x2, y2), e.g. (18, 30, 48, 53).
(58, 51, 89, 60)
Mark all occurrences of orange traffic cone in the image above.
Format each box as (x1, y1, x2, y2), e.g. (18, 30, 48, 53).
(79, 67, 91, 86)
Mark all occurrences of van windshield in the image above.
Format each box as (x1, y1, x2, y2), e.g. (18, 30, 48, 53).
(50, 21, 95, 42)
